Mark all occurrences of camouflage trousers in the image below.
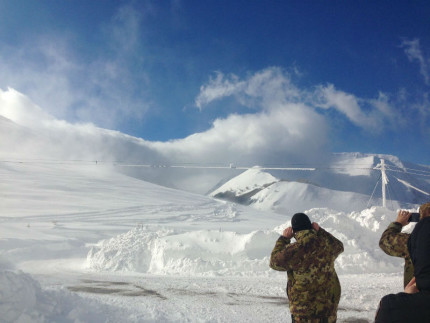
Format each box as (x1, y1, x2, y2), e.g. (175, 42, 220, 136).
(291, 315, 337, 323)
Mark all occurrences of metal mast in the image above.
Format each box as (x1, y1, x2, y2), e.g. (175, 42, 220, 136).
(374, 159, 388, 208)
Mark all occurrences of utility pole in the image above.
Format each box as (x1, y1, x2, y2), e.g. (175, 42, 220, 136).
(374, 159, 388, 208)
(381, 159, 388, 208)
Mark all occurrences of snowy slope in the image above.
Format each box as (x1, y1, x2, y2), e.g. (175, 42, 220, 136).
(0, 112, 242, 195)
(3, 160, 407, 276)
(211, 168, 386, 213)
(0, 158, 422, 322)
(210, 155, 430, 213)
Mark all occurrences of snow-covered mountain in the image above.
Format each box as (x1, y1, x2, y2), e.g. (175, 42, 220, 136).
(210, 154, 430, 213)
(3, 109, 430, 214)
(2, 87, 429, 203)
(3, 104, 430, 216)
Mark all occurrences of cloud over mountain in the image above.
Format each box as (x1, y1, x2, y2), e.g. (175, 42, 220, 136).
(0, 86, 328, 167)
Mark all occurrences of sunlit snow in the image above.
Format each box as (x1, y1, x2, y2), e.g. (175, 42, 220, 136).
(2, 89, 430, 322)
(0, 160, 422, 322)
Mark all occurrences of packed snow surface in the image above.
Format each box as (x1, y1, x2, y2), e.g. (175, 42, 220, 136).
(1, 160, 424, 322)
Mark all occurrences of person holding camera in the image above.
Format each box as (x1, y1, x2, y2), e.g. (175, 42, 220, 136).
(375, 203, 430, 322)
(379, 202, 430, 287)
(269, 213, 344, 323)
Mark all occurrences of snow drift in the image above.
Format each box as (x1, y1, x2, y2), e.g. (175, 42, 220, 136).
(87, 207, 413, 277)
(0, 258, 126, 323)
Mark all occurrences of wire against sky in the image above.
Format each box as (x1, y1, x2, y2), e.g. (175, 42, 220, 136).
(2, 158, 430, 176)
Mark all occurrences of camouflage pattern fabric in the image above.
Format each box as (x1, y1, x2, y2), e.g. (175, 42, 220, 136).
(292, 315, 337, 323)
(270, 228, 344, 320)
(379, 222, 414, 287)
(420, 202, 430, 219)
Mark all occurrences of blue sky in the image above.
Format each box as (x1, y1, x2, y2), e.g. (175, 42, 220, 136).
(0, 0, 429, 165)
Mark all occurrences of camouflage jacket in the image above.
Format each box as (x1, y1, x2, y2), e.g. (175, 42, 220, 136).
(379, 222, 414, 287)
(269, 228, 344, 319)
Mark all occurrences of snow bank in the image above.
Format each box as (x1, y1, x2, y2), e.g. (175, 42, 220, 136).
(275, 207, 414, 275)
(87, 226, 280, 276)
(0, 258, 126, 323)
(87, 207, 412, 277)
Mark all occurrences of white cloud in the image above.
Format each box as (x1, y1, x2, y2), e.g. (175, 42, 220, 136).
(314, 84, 370, 126)
(0, 5, 149, 131)
(1, 84, 329, 173)
(110, 6, 142, 54)
(0, 87, 162, 163)
(196, 68, 401, 135)
(1, 59, 408, 169)
(195, 72, 243, 110)
(401, 38, 430, 85)
(313, 84, 399, 132)
(195, 67, 300, 111)
(153, 102, 329, 166)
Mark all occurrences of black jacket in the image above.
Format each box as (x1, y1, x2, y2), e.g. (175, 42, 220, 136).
(408, 217, 430, 291)
(375, 291, 430, 323)
(375, 217, 430, 322)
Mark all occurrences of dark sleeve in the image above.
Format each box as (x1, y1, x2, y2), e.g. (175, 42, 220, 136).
(318, 228, 344, 258)
(269, 235, 291, 271)
(379, 222, 410, 259)
(375, 292, 430, 322)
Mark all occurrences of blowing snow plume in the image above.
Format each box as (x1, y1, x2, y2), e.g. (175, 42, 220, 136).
(0, 86, 330, 193)
(0, 88, 165, 164)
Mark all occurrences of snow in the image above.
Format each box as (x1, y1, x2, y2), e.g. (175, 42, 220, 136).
(0, 159, 422, 323)
(210, 168, 279, 197)
(0, 259, 129, 323)
(2, 99, 430, 322)
(209, 163, 429, 213)
(87, 228, 280, 276)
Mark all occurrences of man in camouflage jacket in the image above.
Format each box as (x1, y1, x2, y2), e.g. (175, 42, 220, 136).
(379, 202, 430, 288)
(270, 213, 344, 323)
(375, 203, 430, 322)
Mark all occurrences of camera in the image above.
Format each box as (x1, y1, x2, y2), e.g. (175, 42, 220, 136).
(408, 212, 420, 222)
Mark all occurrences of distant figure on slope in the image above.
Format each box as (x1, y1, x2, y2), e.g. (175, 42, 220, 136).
(379, 203, 430, 288)
(269, 213, 344, 323)
(375, 209, 430, 322)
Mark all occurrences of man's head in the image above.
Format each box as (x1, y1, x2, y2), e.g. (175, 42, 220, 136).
(291, 213, 312, 232)
(420, 202, 430, 219)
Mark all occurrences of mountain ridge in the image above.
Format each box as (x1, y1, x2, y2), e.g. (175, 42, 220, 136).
(1, 108, 429, 212)
(209, 156, 430, 213)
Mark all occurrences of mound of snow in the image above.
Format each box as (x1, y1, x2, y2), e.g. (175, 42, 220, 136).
(274, 207, 416, 275)
(0, 258, 126, 323)
(87, 226, 280, 276)
(88, 207, 414, 277)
